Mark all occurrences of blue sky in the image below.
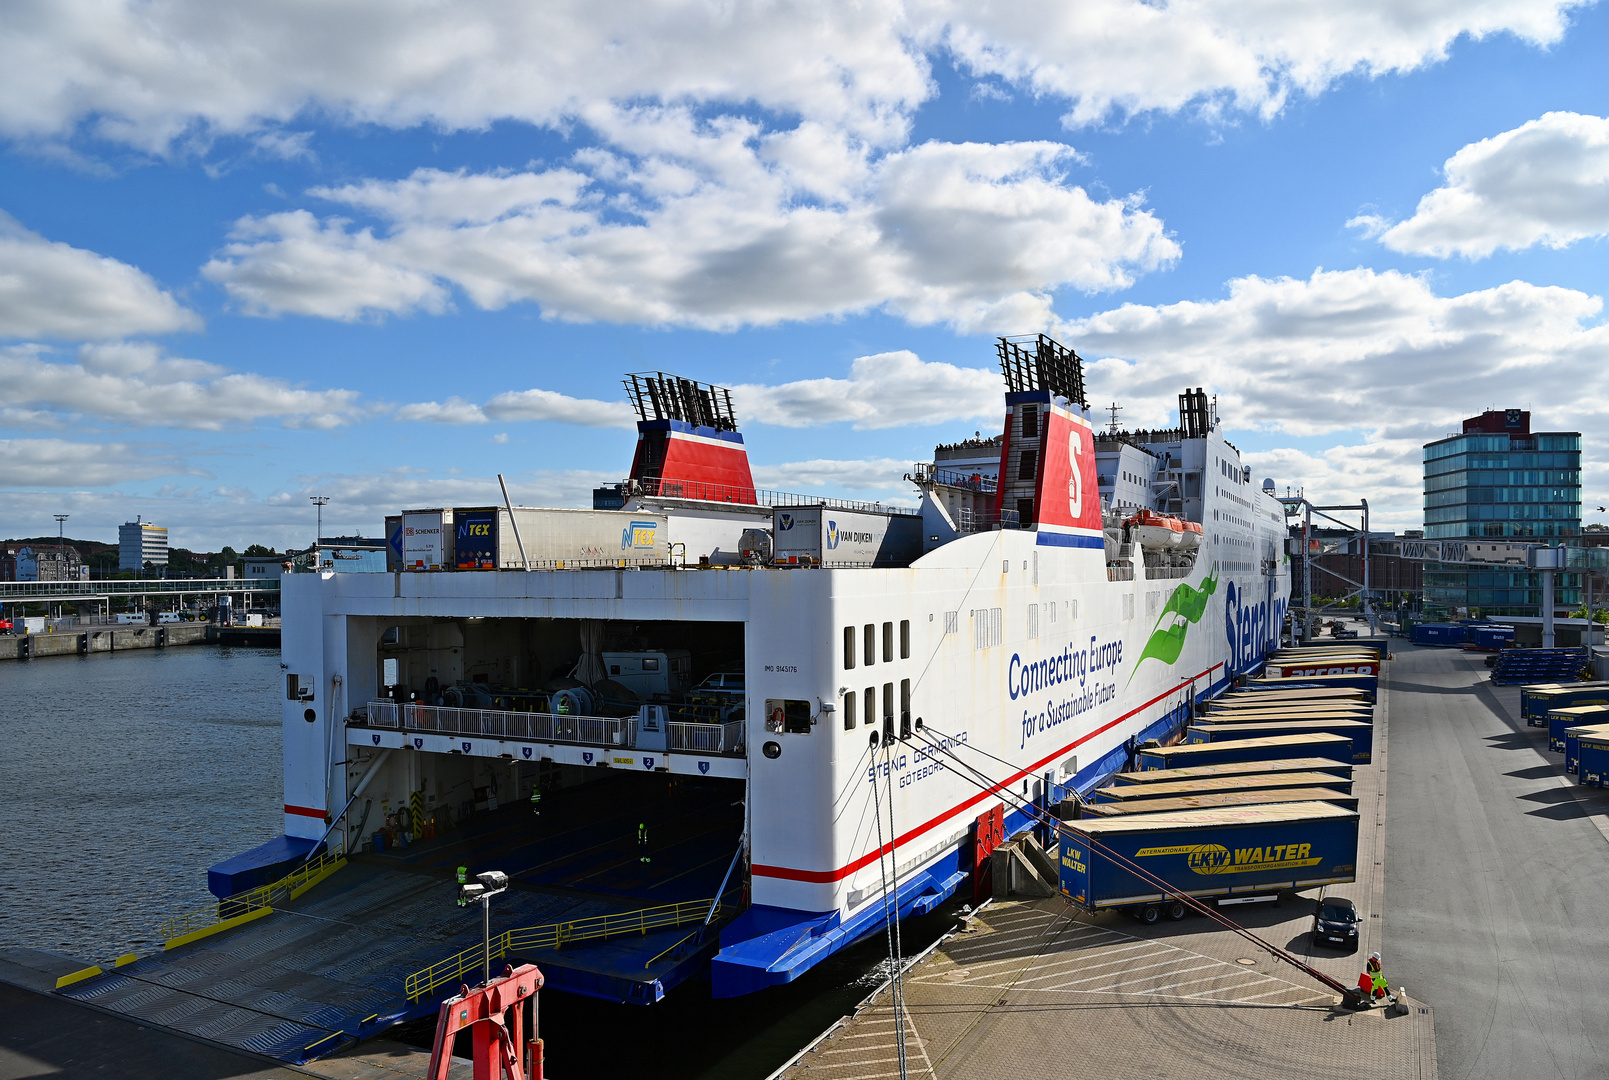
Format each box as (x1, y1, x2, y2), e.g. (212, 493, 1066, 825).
(3, 0, 1608, 550)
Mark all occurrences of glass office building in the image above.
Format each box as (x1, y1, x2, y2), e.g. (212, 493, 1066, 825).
(1423, 409, 1581, 615)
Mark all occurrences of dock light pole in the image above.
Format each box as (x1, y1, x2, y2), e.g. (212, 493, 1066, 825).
(457, 868, 509, 985)
(309, 496, 329, 548)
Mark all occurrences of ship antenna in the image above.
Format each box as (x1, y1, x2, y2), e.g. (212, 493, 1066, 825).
(1107, 401, 1122, 435)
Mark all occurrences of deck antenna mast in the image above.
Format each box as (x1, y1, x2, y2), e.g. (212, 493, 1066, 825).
(1106, 402, 1122, 436)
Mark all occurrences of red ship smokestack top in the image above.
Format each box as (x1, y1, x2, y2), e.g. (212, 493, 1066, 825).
(992, 335, 1101, 544)
(623, 372, 757, 504)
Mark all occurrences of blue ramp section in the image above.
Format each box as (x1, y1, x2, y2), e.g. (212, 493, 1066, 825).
(207, 834, 319, 899)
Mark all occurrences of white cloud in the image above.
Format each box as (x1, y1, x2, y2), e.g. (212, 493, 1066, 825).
(735, 351, 1001, 430)
(1059, 265, 1609, 528)
(0, 342, 365, 429)
(202, 140, 1176, 330)
(1356, 111, 1609, 258)
(0, 2, 1582, 152)
(394, 397, 489, 425)
(752, 457, 915, 496)
(0, 437, 197, 486)
(0, 212, 198, 339)
(484, 389, 636, 428)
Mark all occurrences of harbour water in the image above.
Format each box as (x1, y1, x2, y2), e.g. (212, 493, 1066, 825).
(0, 646, 957, 1079)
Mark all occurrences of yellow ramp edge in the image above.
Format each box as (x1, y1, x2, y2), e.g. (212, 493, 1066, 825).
(55, 965, 104, 989)
(164, 906, 273, 951)
(114, 953, 138, 967)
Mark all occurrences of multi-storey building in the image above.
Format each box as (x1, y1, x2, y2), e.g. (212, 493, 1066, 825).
(1422, 409, 1581, 615)
(118, 518, 169, 572)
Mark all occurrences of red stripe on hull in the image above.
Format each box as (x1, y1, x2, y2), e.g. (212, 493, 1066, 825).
(284, 804, 326, 819)
(750, 663, 1225, 884)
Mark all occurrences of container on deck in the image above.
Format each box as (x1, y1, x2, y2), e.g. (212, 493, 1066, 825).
(1198, 705, 1374, 725)
(1134, 732, 1354, 771)
(1108, 757, 1354, 787)
(1240, 672, 1378, 704)
(452, 506, 670, 569)
(1186, 719, 1372, 763)
(1262, 658, 1380, 678)
(1058, 801, 1360, 912)
(1079, 787, 1359, 816)
(1548, 705, 1609, 752)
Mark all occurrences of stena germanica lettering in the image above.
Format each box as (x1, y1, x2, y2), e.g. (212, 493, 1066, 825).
(1224, 579, 1287, 677)
(1009, 637, 1123, 749)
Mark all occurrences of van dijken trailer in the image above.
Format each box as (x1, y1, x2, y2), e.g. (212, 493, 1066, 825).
(1548, 705, 1609, 752)
(1185, 720, 1371, 764)
(770, 505, 921, 567)
(1059, 801, 1360, 919)
(1525, 684, 1609, 727)
(1078, 787, 1359, 816)
(1090, 771, 1357, 803)
(1135, 732, 1355, 771)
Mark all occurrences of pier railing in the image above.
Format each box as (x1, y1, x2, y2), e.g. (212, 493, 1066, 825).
(364, 701, 744, 754)
(403, 895, 734, 1001)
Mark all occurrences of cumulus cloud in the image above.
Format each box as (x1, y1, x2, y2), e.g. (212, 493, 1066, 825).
(0, 212, 198, 340)
(393, 389, 635, 428)
(202, 139, 1176, 330)
(0, 342, 365, 429)
(752, 457, 915, 497)
(0, 2, 1583, 152)
(1060, 266, 1609, 530)
(735, 351, 1001, 429)
(1354, 111, 1609, 258)
(0, 437, 197, 486)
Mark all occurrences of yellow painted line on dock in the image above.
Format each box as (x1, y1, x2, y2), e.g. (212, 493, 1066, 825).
(163, 906, 272, 950)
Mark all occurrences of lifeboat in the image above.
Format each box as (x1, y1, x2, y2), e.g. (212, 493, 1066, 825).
(1125, 510, 1193, 550)
(1177, 519, 1203, 551)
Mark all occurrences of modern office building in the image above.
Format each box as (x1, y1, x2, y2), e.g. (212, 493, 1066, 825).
(1422, 409, 1582, 615)
(118, 518, 169, 572)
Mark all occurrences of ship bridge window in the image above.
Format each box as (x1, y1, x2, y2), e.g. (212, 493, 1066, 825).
(843, 626, 855, 670)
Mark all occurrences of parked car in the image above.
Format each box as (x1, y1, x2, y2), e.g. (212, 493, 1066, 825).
(693, 672, 745, 696)
(0, 617, 12, 634)
(1310, 895, 1361, 950)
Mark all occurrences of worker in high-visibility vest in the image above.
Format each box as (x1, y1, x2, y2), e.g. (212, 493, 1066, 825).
(530, 785, 541, 817)
(638, 822, 650, 864)
(1365, 953, 1393, 1004)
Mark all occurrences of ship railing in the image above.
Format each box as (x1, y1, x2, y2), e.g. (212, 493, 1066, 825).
(955, 506, 1020, 534)
(402, 895, 736, 1001)
(155, 844, 346, 948)
(629, 476, 917, 516)
(364, 701, 630, 746)
(667, 719, 745, 753)
(365, 701, 742, 753)
(924, 467, 997, 493)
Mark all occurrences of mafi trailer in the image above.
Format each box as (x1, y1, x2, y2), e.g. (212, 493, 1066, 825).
(1058, 801, 1360, 921)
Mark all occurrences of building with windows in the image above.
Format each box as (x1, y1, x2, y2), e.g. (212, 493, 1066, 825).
(118, 518, 169, 572)
(1422, 409, 1582, 615)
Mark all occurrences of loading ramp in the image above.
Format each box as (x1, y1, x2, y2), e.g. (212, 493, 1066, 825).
(57, 775, 745, 1064)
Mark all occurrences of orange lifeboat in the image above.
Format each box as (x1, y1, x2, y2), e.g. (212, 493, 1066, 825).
(1125, 510, 1196, 551)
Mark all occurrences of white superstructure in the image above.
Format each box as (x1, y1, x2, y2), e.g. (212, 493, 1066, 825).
(274, 342, 1290, 998)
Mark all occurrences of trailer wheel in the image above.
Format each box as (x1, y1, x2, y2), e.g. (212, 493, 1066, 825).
(1136, 904, 1161, 925)
(1166, 901, 1186, 921)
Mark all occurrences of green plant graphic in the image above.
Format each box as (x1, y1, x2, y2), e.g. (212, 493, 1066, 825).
(1128, 565, 1220, 684)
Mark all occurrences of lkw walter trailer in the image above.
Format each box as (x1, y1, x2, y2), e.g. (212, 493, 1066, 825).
(1059, 801, 1360, 921)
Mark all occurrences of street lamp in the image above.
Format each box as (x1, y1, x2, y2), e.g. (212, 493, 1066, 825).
(457, 868, 509, 984)
(309, 496, 330, 549)
(54, 514, 68, 583)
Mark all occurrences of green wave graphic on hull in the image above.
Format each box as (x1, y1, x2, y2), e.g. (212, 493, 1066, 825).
(1128, 565, 1219, 685)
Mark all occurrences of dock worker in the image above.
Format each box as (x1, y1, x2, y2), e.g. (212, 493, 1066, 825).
(530, 785, 541, 817)
(638, 822, 650, 864)
(1365, 953, 1393, 1004)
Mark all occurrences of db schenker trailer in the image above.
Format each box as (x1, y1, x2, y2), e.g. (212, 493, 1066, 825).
(1058, 801, 1360, 921)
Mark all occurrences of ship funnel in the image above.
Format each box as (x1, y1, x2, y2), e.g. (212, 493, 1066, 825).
(991, 336, 1101, 543)
(623, 372, 757, 503)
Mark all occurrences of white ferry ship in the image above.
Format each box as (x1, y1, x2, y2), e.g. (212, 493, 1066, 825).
(273, 335, 1291, 1000)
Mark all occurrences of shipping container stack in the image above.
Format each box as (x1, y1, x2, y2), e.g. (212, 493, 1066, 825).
(1491, 647, 1590, 685)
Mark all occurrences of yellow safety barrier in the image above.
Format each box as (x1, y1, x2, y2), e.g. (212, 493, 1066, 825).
(404, 897, 730, 1001)
(156, 844, 346, 949)
(55, 965, 104, 989)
